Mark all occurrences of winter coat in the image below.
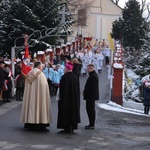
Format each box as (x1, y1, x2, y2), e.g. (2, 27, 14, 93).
(15, 65, 24, 88)
(143, 87, 150, 106)
(83, 70, 99, 101)
(0, 68, 9, 91)
(57, 72, 80, 129)
(0, 68, 5, 92)
(72, 63, 82, 79)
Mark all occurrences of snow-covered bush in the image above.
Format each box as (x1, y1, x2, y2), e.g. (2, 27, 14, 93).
(123, 68, 143, 102)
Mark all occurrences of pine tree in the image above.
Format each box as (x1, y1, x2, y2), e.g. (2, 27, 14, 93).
(134, 32, 150, 76)
(111, 0, 148, 49)
(111, 0, 149, 69)
(111, 17, 123, 40)
(122, 0, 147, 49)
(0, 0, 75, 57)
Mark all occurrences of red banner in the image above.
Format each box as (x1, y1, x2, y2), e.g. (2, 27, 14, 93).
(84, 37, 93, 49)
(21, 35, 32, 76)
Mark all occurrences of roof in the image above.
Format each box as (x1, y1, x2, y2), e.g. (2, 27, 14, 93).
(111, 0, 123, 10)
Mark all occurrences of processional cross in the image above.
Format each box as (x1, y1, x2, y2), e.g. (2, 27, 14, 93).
(58, 5, 70, 24)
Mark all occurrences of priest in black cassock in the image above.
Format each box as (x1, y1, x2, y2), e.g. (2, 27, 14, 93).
(57, 62, 80, 133)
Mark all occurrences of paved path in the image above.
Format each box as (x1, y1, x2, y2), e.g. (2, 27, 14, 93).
(0, 65, 150, 150)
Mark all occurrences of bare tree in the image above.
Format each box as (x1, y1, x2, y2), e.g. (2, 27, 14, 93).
(111, 0, 120, 5)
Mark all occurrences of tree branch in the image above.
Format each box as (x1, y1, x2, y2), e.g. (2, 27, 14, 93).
(111, 0, 120, 5)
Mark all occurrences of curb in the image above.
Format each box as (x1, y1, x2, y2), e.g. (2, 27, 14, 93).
(0, 99, 22, 117)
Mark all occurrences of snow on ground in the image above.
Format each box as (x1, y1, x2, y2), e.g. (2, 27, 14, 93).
(97, 101, 150, 117)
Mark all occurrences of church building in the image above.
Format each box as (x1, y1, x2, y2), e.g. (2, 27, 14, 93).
(76, 0, 122, 48)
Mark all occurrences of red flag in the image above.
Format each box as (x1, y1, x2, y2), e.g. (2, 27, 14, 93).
(21, 36, 32, 76)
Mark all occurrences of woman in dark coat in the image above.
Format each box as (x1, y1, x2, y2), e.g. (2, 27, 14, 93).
(143, 82, 150, 114)
(57, 62, 80, 133)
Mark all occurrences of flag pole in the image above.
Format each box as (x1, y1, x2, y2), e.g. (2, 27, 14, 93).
(21, 34, 32, 76)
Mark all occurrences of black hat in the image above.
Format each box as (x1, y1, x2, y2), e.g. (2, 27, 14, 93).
(0, 61, 5, 64)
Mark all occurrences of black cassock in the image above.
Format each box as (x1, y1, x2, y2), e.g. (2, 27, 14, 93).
(57, 72, 80, 130)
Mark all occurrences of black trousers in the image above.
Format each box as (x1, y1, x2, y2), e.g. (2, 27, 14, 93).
(86, 100, 95, 126)
(47, 79, 52, 95)
(16, 87, 22, 101)
(144, 106, 150, 114)
(3, 89, 11, 101)
(105, 56, 109, 65)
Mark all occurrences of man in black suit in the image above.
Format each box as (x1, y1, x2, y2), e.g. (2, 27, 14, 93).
(83, 64, 99, 129)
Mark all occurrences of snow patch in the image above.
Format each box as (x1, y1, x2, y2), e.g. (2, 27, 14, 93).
(97, 101, 149, 117)
(113, 63, 123, 69)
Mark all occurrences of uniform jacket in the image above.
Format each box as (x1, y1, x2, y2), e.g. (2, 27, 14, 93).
(15, 65, 24, 88)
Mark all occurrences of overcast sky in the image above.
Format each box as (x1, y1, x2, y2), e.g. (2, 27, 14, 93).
(118, 0, 150, 8)
(118, 0, 128, 8)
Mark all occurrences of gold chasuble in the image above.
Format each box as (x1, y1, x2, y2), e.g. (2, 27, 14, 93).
(21, 68, 52, 126)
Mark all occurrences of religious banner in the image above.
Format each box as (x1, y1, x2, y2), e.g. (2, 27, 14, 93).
(84, 37, 93, 49)
(21, 35, 32, 76)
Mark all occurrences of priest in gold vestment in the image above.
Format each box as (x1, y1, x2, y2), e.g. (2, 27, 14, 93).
(21, 61, 52, 131)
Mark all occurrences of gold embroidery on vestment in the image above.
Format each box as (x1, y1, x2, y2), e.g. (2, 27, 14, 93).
(26, 71, 41, 84)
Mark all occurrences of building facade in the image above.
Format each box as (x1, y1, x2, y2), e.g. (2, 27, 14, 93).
(76, 0, 122, 47)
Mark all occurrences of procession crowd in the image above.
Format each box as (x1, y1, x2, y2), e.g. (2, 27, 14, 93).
(0, 48, 111, 133)
(1, 46, 150, 133)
